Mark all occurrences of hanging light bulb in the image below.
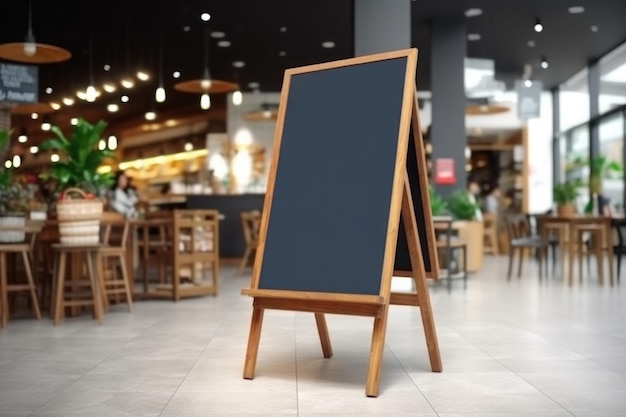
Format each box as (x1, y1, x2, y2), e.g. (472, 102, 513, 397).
(4, 160, 11, 169)
(12, 155, 21, 168)
(200, 93, 211, 110)
(108, 135, 118, 150)
(23, 1, 36, 56)
(18, 129, 28, 143)
(85, 85, 97, 102)
(98, 139, 106, 150)
(155, 86, 166, 103)
(232, 90, 243, 106)
(51, 153, 60, 162)
(41, 119, 51, 131)
(184, 142, 193, 152)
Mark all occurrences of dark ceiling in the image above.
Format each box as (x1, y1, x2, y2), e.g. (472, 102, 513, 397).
(1, 0, 625, 142)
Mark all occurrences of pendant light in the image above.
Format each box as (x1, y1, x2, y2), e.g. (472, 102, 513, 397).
(23, 1, 36, 56)
(232, 71, 242, 106)
(200, 29, 211, 110)
(85, 34, 97, 102)
(155, 35, 166, 103)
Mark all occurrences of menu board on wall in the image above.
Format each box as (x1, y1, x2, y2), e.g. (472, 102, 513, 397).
(0, 63, 38, 104)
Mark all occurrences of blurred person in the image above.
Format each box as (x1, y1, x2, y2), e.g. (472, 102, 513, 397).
(109, 171, 138, 218)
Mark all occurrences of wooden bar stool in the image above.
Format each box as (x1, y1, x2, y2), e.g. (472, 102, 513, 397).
(0, 223, 42, 328)
(99, 215, 133, 312)
(51, 244, 104, 325)
(238, 210, 261, 275)
(482, 213, 499, 255)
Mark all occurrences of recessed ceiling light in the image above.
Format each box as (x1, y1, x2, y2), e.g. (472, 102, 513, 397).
(121, 95, 130, 103)
(107, 103, 119, 112)
(232, 61, 245, 68)
(527, 40, 536, 47)
(321, 41, 335, 48)
(103, 83, 116, 93)
(211, 31, 225, 38)
(217, 40, 231, 47)
(45, 87, 53, 94)
(173, 71, 181, 79)
(591, 25, 599, 32)
(136, 71, 150, 81)
(121, 79, 134, 89)
(183, 25, 191, 32)
(524, 79, 533, 88)
(534, 18, 543, 33)
(63, 97, 74, 106)
(280, 26, 287, 32)
(29, 146, 38, 154)
(70, 117, 78, 125)
(248, 82, 260, 89)
(541, 57, 549, 69)
(467, 33, 481, 41)
(145, 111, 157, 121)
(568, 6, 585, 14)
(104, 64, 111, 71)
(31, 112, 38, 120)
(279, 51, 287, 57)
(50, 102, 61, 110)
(200, 12, 211, 22)
(464, 8, 483, 17)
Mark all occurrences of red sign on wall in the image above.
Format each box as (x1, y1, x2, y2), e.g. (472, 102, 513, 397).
(434, 158, 456, 185)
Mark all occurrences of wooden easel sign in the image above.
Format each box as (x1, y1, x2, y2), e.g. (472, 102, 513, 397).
(241, 48, 442, 397)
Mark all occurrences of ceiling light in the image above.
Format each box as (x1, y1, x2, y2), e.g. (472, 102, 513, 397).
(591, 25, 599, 32)
(120, 95, 130, 103)
(18, 130, 27, 143)
(155, 86, 166, 103)
(173, 71, 181, 79)
(248, 82, 260, 89)
(108, 135, 117, 150)
(322, 41, 336, 48)
(232, 90, 243, 106)
(14, 155, 24, 168)
(217, 40, 231, 47)
(211, 31, 225, 38)
(51, 153, 59, 162)
(201, 12, 211, 21)
(50, 102, 61, 110)
(121, 79, 134, 89)
(279, 51, 287, 57)
(184, 142, 193, 152)
(540, 57, 549, 69)
(107, 103, 119, 112)
(534, 19, 543, 33)
(4, 160, 11, 169)
(528, 40, 536, 47)
(70, 117, 78, 125)
(104, 64, 111, 71)
(232, 61, 245, 68)
(63, 97, 74, 106)
(76, 90, 87, 100)
(103, 83, 116, 93)
(31, 112, 38, 120)
(464, 8, 483, 17)
(183, 25, 191, 32)
(98, 139, 106, 150)
(45, 87, 53, 94)
(136, 71, 150, 81)
(41, 120, 51, 131)
(201, 79, 212, 90)
(568, 6, 585, 14)
(200, 93, 211, 110)
(467, 33, 481, 41)
(524, 79, 533, 88)
(145, 111, 157, 121)
(29, 145, 38, 154)
(280, 27, 287, 32)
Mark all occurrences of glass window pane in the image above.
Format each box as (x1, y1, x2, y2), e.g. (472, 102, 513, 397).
(599, 42, 626, 115)
(559, 68, 590, 132)
(599, 112, 624, 209)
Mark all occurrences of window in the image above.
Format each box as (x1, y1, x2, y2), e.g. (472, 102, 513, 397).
(559, 68, 590, 132)
(599, 112, 624, 209)
(599, 42, 626, 115)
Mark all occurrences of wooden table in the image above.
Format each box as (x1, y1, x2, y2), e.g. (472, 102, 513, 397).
(537, 214, 615, 285)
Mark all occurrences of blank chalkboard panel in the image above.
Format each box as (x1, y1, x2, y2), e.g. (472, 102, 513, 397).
(394, 118, 438, 278)
(257, 57, 408, 296)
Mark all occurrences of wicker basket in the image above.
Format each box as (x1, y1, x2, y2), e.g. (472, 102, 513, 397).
(56, 188, 103, 245)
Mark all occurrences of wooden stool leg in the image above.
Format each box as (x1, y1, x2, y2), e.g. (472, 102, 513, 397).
(21, 251, 41, 320)
(577, 231, 584, 284)
(53, 252, 67, 326)
(212, 259, 219, 296)
(1, 253, 8, 328)
(86, 252, 104, 325)
(238, 247, 251, 276)
(97, 256, 109, 311)
(596, 232, 604, 285)
(117, 254, 133, 312)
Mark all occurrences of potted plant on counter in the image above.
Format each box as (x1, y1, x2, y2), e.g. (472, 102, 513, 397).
(553, 181, 578, 216)
(447, 190, 483, 272)
(39, 119, 115, 245)
(0, 130, 30, 242)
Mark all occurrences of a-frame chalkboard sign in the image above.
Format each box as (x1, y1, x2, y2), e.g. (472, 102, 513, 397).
(241, 48, 441, 397)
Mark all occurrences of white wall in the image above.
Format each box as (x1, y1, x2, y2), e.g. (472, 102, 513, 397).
(526, 92, 554, 214)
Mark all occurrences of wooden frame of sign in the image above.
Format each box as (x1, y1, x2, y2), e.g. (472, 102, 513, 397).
(241, 48, 441, 397)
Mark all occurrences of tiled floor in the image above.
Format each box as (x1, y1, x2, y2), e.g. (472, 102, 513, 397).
(1, 257, 625, 416)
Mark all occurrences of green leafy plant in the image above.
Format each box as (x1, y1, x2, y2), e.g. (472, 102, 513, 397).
(0, 130, 30, 213)
(553, 181, 579, 205)
(590, 156, 622, 193)
(39, 118, 114, 195)
(428, 185, 448, 216)
(447, 190, 479, 221)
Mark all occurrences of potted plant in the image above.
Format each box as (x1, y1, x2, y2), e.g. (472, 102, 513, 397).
(553, 181, 578, 216)
(447, 190, 483, 272)
(0, 130, 30, 242)
(429, 185, 448, 217)
(39, 119, 115, 244)
(590, 156, 622, 194)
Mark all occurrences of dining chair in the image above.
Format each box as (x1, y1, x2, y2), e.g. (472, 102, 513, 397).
(503, 214, 549, 279)
(238, 210, 261, 275)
